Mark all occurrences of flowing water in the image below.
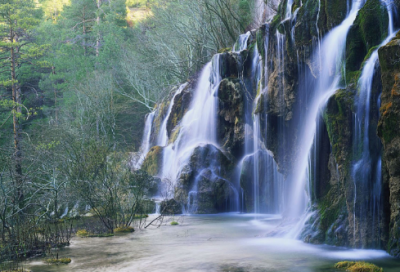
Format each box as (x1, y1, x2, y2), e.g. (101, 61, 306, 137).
(133, 111, 156, 169)
(351, 0, 397, 246)
(157, 83, 188, 147)
(24, 214, 400, 272)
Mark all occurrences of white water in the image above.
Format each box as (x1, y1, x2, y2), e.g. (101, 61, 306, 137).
(285, 0, 363, 237)
(160, 55, 221, 196)
(157, 83, 188, 147)
(285, 0, 294, 19)
(134, 111, 156, 169)
(233, 32, 251, 52)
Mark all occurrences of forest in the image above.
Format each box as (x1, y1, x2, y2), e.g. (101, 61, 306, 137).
(0, 0, 256, 267)
(2, 0, 400, 271)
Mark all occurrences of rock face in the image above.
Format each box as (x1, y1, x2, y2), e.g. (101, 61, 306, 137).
(378, 31, 400, 257)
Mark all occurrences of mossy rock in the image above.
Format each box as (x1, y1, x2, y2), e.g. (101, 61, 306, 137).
(114, 226, 135, 233)
(45, 258, 72, 264)
(141, 146, 164, 176)
(346, 0, 388, 77)
(170, 221, 179, 225)
(218, 47, 231, 53)
(334, 261, 383, 272)
(323, 88, 355, 163)
(76, 229, 114, 238)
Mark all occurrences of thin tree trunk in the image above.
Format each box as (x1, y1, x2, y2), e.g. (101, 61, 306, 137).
(96, 0, 101, 57)
(10, 30, 23, 211)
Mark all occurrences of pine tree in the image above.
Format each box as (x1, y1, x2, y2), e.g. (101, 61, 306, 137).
(0, 0, 47, 210)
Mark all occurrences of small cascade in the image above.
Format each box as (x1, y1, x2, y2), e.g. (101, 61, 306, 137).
(155, 200, 161, 215)
(134, 111, 156, 169)
(351, 0, 396, 246)
(157, 83, 188, 147)
(285, 0, 294, 20)
(233, 32, 251, 52)
(160, 56, 220, 183)
(237, 25, 284, 214)
(285, 0, 363, 238)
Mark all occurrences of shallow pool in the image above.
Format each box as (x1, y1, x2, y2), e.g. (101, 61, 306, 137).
(25, 213, 400, 272)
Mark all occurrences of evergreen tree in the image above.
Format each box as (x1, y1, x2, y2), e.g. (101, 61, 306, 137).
(0, 0, 47, 210)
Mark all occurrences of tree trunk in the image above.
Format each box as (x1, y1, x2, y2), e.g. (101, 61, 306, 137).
(96, 0, 101, 57)
(10, 32, 23, 211)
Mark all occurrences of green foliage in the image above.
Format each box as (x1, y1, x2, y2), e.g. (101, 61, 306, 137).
(170, 221, 179, 225)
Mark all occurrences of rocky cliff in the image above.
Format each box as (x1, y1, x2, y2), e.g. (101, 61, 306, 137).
(136, 0, 400, 257)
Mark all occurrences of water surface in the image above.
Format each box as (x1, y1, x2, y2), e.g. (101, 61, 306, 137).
(25, 214, 400, 272)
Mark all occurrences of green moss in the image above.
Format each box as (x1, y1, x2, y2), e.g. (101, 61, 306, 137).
(170, 221, 179, 225)
(114, 226, 135, 233)
(169, 126, 181, 144)
(76, 229, 114, 238)
(45, 258, 72, 264)
(218, 47, 231, 53)
(256, 28, 265, 60)
(318, 191, 345, 232)
(346, 0, 388, 76)
(323, 88, 355, 162)
(141, 146, 163, 176)
(379, 112, 397, 143)
(270, 14, 281, 32)
(334, 261, 383, 272)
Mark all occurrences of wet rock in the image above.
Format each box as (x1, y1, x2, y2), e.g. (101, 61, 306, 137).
(378, 31, 400, 257)
(141, 146, 164, 176)
(174, 144, 235, 213)
(346, 0, 389, 80)
(217, 78, 245, 157)
(160, 199, 182, 215)
(166, 84, 192, 138)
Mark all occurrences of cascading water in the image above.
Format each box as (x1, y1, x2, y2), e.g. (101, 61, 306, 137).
(160, 57, 220, 183)
(285, 0, 363, 238)
(233, 32, 251, 52)
(285, 0, 294, 19)
(134, 111, 155, 169)
(157, 83, 188, 147)
(237, 25, 284, 214)
(351, 0, 396, 246)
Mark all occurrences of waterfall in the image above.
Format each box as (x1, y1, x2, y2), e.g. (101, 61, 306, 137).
(233, 32, 251, 52)
(237, 25, 284, 214)
(159, 55, 223, 208)
(134, 111, 156, 169)
(351, 0, 396, 246)
(157, 83, 188, 147)
(285, 0, 363, 238)
(285, 0, 294, 19)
